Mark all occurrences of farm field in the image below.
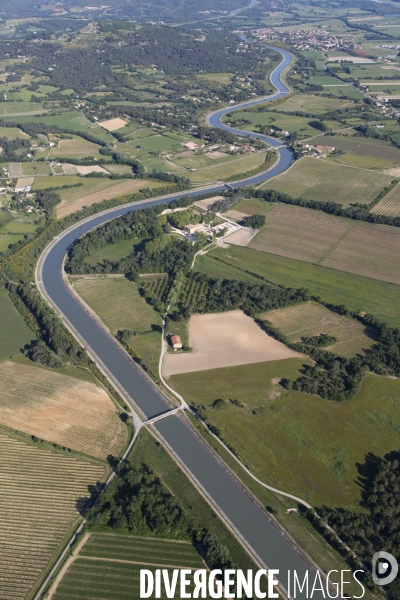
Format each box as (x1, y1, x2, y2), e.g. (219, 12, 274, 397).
(248, 204, 400, 285)
(187, 151, 269, 183)
(51, 135, 103, 160)
(195, 249, 400, 327)
(268, 94, 351, 114)
(0, 126, 29, 139)
(224, 109, 341, 137)
(162, 310, 303, 377)
(263, 301, 375, 357)
(51, 537, 203, 599)
(72, 276, 162, 334)
(21, 162, 52, 176)
(0, 294, 34, 360)
(0, 361, 127, 459)
(371, 181, 400, 217)
(171, 373, 400, 508)
(259, 157, 393, 205)
(307, 134, 400, 169)
(0, 102, 48, 116)
(231, 198, 273, 215)
(0, 431, 106, 600)
(55, 178, 166, 219)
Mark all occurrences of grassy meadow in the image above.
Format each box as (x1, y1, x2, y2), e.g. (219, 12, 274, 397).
(0, 294, 35, 360)
(171, 373, 400, 509)
(195, 248, 400, 327)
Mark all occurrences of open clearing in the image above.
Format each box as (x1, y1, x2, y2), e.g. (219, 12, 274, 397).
(224, 227, 256, 246)
(52, 135, 103, 159)
(188, 152, 268, 183)
(56, 179, 166, 218)
(0, 294, 35, 361)
(162, 310, 303, 377)
(259, 157, 393, 206)
(98, 117, 127, 131)
(0, 361, 127, 459)
(173, 374, 400, 508)
(51, 534, 204, 600)
(0, 431, 106, 600)
(72, 276, 162, 334)
(249, 204, 400, 285)
(63, 164, 109, 176)
(263, 301, 375, 357)
(272, 94, 351, 114)
(371, 181, 400, 217)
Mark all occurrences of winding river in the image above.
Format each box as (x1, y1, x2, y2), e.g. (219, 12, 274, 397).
(37, 46, 327, 599)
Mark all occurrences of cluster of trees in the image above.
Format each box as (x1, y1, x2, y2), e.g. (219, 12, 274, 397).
(87, 461, 189, 537)
(242, 214, 265, 229)
(307, 451, 400, 598)
(0, 135, 31, 161)
(8, 283, 81, 367)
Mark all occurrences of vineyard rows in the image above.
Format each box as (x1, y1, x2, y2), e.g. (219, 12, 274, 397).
(0, 433, 106, 600)
(371, 182, 400, 217)
(261, 157, 393, 207)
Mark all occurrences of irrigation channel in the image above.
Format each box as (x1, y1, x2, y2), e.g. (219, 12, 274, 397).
(36, 45, 331, 599)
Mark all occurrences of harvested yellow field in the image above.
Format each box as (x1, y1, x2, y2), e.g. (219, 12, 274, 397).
(263, 301, 375, 357)
(0, 361, 127, 460)
(0, 431, 106, 600)
(371, 181, 400, 217)
(72, 276, 162, 334)
(52, 136, 102, 158)
(56, 179, 166, 218)
(260, 157, 393, 206)
(162, 309, 302, 376)
(98, 117, 127, 131)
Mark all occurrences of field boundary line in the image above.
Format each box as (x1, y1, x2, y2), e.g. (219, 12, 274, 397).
(77, 556, 204, 569)
(45, 533, 91, 600)
(317, 221, 358, 264)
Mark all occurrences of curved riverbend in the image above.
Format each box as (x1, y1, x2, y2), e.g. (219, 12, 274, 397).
(37, 46, 326, 599)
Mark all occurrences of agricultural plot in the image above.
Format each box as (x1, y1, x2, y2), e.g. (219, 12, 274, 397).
(52, 135, 103, 159)
(0, 101, 47, 116)
(200, 247, 400, 327)
(224, 110, 341, 137)
(51, 534, 204, 600)
(141, 274, 169, 303)
(21, 162, 52, 175)
(188, 152, 269, 183)
(0, 127, 29, 139)
(0, 431, 106, 600)
(263, 301, 375, 357)
(307, 134, 400, 169)
(55, 178, 166, 219)
(270, 94, 350, 114)
(232, 198, 273, 215)
(73, 276, 162, 334)
(371, 181, 400, 217)
(0, 361, 127, 459)
(249, 204, 400, 285)
(260, 157, 393, 206)
(162, 310, 303, 377)
(0, 294, 34, 360)
(175, 374, 400, 508)
(98, 117, 127, 131)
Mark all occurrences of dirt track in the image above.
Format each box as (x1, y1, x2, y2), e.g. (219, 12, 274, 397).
(163, 310, 302, 376)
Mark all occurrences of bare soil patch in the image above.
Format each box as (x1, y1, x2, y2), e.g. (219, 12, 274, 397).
(62, 163, 79, 175)
(207, 151, 228, 159)
(224, 227, 256, 246)
(194, 196, 225, 210)
(162, 310, 303, 376)
(15, 176, 34, 188)
(98, 117, 127, 131)
(0, 361, 127, 459)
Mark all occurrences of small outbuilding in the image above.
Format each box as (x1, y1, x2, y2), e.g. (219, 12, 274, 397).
(171, 335, 182, 351)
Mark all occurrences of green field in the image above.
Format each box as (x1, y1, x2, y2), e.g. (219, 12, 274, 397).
(272, 94, 351, 114)
(171, 373, 400, 508)
(72, 276, 161, 335)
(52, 134, 103, 159)
(0, 126, 29, 139)
(233, 198, 273, 215)
(0, 102, 48, 116)
(259, 157, 393, 206)
(308, 134, 400, 169)
(0, 294, 35, 360)
(224, 109, 341, 137)
(85, 238, 139, 267)
(188, 151, 269, 183)
(52, 536, 203, 599)
(21, 162, 52, 175)
(195, 248, 400, 327)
